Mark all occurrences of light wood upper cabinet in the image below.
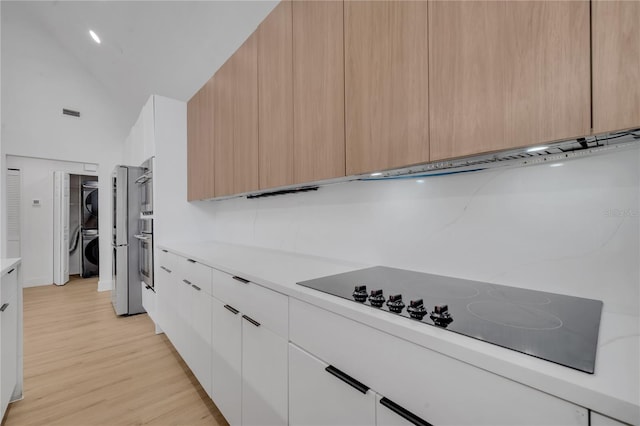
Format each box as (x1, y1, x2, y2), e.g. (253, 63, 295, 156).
(292, 0, 345, 184)
(345, 1, 429, 175)
(214, 34, 259, 197)
(187, 82, 214, 201)
(429, 1, 591, 161)
(258, 1, 294, 190)
(592, 0, 640, 134)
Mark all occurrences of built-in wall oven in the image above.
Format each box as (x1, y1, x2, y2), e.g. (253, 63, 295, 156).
(136, 158, 153, 217)
(135, 218, 153, 289)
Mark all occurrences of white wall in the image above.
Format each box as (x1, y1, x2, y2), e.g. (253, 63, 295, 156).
(160, 141, 639, 316)
(5, 156, 97, 287)
(1, 3, 130, 290)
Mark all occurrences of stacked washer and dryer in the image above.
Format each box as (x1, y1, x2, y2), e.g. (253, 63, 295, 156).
(81, 180, 100, 278)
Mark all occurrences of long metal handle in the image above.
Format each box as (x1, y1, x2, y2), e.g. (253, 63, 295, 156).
(0, 303, 9, 312)
(224, 304, 239, 315)
(183, 279, 192, 285)
(160, 266, 172, 273)
(133, 234, 151, 241)
(379, 397, 432, 426)
(232, 276, 250, 284)
(192, 285, 201, 291)
(242, 315, 260, 327)
(324, 365, 369, 394)
(7, 268, 14, 275)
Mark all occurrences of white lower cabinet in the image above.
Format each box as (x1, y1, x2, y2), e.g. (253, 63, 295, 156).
(140, 282, 156, 322)
(1, 265, 20, 420)
(211, 297, 242, 426)
(210, 268, 288, 426)
(290, 299, 588, 426)
(190, 285, 212, 398)
(375, 394, 418, 426)
(289, 343, 376, 425)
(242, 316, 288, 426)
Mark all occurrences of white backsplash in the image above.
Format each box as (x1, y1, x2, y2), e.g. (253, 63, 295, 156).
(202, 145, 639, 315)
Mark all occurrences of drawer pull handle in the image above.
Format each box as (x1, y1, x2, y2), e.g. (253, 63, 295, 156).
(187, 259, 196, 263)
(224, 305, 239, 315)
(0, 303, 9, 312)
(145, 285, 154, 292)
(162, 249, 168, 253)
(325, 365, 369, 394)
(242, 315, 260, 327)
(160, 266, 172, 273)
(232, 276, 250, 284)
(183, 279, 191, 285)
(380, 397, 432, 426)
(7, 268, 15, 274)
(192, 285, 201, 291)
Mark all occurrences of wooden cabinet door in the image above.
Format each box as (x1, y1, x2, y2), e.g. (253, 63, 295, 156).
(241, 316, 288, 425)
(187, 81, 214, 201)
(292, 0, 345, 183)
(592, 0, 640, 133)
(429, 1, 591, 161)
(211, 297, 242, 426)
(345, 1, 429, 175)
(258, 1, 294, 190)
(214, 34, 259, 197)
(289, 343, 376, 425)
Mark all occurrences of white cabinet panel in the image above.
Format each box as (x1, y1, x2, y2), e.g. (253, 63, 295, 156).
(180, 257, 213, 295)
(212, 297, 242, 426)
(290, 299, 588, 426)
(140, 282, 156, 322)
(1, 273, 18, 416)
(191, 286, 212, 398)
(242, 319, 288, 426)
(289, 343, 376, 426)
(591, 412, 631, 426)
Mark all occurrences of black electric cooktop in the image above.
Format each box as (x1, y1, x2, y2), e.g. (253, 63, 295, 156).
(298, 266, 603, 374)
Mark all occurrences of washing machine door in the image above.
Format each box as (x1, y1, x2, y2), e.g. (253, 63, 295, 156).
(85, 237, 99, 266)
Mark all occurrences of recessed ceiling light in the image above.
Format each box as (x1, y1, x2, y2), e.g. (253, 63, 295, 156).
(526, 146, 548, 153)
(549, 163, 564, 167)
(416, 179, 425, 184)
(370, 172, 382, 177)
(89, 30, 101, 44)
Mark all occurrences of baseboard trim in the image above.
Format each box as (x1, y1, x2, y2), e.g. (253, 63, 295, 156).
(97, 279, 112, 292)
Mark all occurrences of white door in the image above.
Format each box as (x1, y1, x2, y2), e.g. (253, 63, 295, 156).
(288, 343, 376, 426)
(211, 297, 242, 426)
(190, 286, 212, 399)
(53, 171, 70, 285)
(6, 169, 21, 258)
(241, 317, 288, 426)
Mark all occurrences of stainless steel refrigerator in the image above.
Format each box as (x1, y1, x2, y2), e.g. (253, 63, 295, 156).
(111, 165, 145, 315)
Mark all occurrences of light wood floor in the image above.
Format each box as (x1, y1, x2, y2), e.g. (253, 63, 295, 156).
(2, 276, 228, 426)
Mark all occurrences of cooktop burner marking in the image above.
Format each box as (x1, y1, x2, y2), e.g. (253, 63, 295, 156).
(487, 287, 552, 305)
(466, 301, 563, 330)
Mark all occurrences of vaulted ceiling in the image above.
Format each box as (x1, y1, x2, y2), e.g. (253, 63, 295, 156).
(7, 0, 276, 126)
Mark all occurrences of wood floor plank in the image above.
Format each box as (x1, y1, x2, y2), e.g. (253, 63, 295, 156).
(2, 277, 228, 426)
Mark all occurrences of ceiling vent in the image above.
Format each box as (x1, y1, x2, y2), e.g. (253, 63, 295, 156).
(62, 108, 81, 118)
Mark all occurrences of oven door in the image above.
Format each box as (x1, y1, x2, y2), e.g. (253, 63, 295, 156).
(134, 231, 153, 289)
(136, 171, 153, 216)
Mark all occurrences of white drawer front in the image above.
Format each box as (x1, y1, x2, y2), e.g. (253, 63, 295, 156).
(212, 268, 288, 338)
(156, 249, 177, 274)
(176, 256, 212, 295)
(290, 298, 587, 426)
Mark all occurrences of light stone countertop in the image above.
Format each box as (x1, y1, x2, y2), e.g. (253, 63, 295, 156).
(159, 241, 639, 425)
